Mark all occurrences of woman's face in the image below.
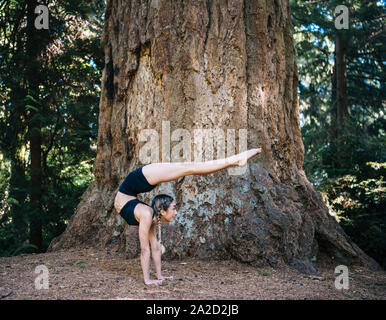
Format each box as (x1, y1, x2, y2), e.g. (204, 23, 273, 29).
(161, 201, 178, 222)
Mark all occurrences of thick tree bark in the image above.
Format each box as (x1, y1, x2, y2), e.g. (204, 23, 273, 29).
(48, 0, 380, 273)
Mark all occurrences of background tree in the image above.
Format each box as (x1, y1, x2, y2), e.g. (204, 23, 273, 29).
(290, 0, 385, 267)
(0, 0, 105, 254)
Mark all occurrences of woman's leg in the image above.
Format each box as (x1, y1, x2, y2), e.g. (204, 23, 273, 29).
(142, 148, 261, 185)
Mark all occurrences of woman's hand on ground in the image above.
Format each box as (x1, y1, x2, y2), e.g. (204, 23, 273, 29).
(144, 279, 164, 285)
(157, 275, 174, 281)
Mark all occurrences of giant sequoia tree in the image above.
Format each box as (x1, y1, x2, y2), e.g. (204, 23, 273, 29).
(49, 0, 380, 273)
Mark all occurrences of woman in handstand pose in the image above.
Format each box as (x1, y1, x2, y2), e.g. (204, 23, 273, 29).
(114, 148, 262, 285)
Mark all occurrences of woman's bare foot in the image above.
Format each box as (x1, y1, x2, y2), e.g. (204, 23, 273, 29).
(228, 148, 262, 167)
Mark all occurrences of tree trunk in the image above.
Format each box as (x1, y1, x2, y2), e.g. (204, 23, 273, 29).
(335, 35, 348, 133)
(26, 0, 42, 252)
(330, 34, 348, 170)
(48, 0, 380, 273)
(331, 53, 337, 140)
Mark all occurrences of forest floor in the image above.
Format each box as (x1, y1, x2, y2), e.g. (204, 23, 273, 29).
(0, 247, 385, 300)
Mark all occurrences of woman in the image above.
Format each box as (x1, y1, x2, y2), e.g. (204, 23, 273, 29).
(114, 148, 262, 285)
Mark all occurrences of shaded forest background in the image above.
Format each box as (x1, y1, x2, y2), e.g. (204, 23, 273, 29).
(0, 0, 384, 268)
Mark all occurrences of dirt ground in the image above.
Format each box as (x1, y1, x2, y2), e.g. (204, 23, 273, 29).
(0, 247, 385, 300)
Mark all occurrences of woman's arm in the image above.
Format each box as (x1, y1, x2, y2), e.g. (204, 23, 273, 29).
(149, 223, 174, 281)
(138, 211, 162, 285)
(149, 224, 162, 278)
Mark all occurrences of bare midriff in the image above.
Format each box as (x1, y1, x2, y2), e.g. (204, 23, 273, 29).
(114, 191, 136, 214)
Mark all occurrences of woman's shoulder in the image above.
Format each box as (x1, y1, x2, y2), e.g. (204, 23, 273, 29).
(136, 202, 154, 220)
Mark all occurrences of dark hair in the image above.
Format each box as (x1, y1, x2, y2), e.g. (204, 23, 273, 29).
(151, 194, 174, 253)
(151, 194, 174, 219)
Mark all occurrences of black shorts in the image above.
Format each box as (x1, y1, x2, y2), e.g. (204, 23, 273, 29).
(119, 199, 151, 227)
(118, 167, 157, 196)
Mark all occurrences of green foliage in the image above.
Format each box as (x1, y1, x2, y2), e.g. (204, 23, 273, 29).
(11, 244, 38, 256)
(0, 1, 105, 256)
(291, 0, 385, 267)
(322, 162, 385, 267)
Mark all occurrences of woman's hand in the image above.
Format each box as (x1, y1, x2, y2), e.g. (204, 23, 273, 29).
(157, 275, 174, 281)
